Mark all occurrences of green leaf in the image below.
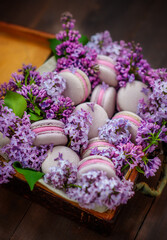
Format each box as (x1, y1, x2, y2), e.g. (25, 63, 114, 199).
(13, 162, 44, 191)
(135, 166, 145, 174)
(78, 35, 89, 45)
(34, 105, 41, 116)
(4, 91, 27, 118)
(28, 112, 43, 121)
(48, 38, 61, 60)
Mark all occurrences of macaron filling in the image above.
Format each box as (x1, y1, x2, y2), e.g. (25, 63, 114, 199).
(97, 59, 116, 72)
(78, 158, 114, 171)
(97, 88, 105, 105)
(75, 71, 88, 102)
(33, 126, 64, 134)
(113, 115, 141, 126)
(83, 141, 114, 153)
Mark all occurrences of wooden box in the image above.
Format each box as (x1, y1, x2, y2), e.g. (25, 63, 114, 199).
(0, 22, 138, 234)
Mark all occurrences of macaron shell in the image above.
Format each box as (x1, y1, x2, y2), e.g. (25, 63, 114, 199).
(75, 102, 108, 139)
(78, 155, 116, 179)
(102, 87, 116, 118)
(42, 146, 80, 174)
(98, 65, 117, 87)
(97, 55, 117, 87)
(37, 56, 56, 74)
(90, 85, 101, 103)
(117, 81, 150, 113)
(59, 69, 91, 105)
(33, 131, 68, 146)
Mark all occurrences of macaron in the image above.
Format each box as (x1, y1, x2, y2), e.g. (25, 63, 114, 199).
(31, 119, 68, 146)
(37, 56, 57, 74)
(75, 102, 108, 139)
(59, 68, 91, 105)
(112, 111, 142, 142)
(116, 80, 150, 113)
(90, 83, 116, 118)
(96, 55, 118, 87)
(42, 146, 80, 174)
(77, 155, 116, 179)
(81, 137, 115, 159)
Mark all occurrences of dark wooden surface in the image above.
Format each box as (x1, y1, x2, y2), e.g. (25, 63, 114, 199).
(0, 0, 167, 239)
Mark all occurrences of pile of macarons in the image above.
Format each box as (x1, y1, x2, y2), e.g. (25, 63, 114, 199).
(33, 53, 147, 192)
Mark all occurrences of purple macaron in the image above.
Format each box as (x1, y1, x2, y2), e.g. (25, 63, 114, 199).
(41, 146, 80, 174)
(90, 83, 116, 118)
(59, 68, 91, 105)
(31, 119, 68, 146)
(77, 155, 116, 179)
(117, 80, 150, 113)
(96, 55, 118, 87)
(75, 102, 108, 139)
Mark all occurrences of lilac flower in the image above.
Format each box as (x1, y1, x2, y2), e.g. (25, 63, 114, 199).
(1, 112, 50, 171)
(64, 109, 92, 152)
(115, 42, 151, 87)
(135, 120, 166, 177)
(0, 161, 15, 184)
(114, 142, 144, 177)
(44, 155, 77, 190)
(137, 75, 167, 125)
(136, 120, 165, 154)
(98, 118, 131, 146)
(67, 170, 134, 210)
(87, 30, 125, 61)
(45, 96, 75, 123)
(139, 156, 161, 178)
(60, 12, 76, 30)
(55, 12, 100, 89)
(40, 72, 66, 101)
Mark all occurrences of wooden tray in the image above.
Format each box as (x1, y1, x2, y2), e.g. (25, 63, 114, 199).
(0, 22, 138, 234)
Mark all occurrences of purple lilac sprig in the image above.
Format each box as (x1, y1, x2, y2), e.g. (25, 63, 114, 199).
(64, 109, 92, 152)
(115, 142, 144, 174)
(137, 75, 167, 125)
(135, 120, 167, 177)
(0, 64, 42, 99)
(115, 42, 151, 87)
(98, 118, 131, 146)
(0, 161, 15, 184)
(16, 83, 74, 122)
(55, 12, 100, 89)
(45, 95, 75, 123)
(0, 111, 50, 171)
(40, 71, 66, 102)
(87, 30, 125, 61)
(67, 170, 134, 210)
(44, 153, 77, 190)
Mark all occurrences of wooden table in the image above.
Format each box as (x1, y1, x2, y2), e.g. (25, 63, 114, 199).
(0, 0, 167, 239)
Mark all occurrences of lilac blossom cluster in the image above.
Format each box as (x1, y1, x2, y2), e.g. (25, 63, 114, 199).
(40, 71, 66, 102)
(98, 118, 131, 145)
(0, 161, 15, 184)
(67, 170, 134, 210)
(0, 107, 50, 171)
(115, 42, 151, 87)
(0, 104, 51, 183)
(44, 153, 77, 190)
(137, 74, 167, 125)
(45, 96, 75, 123)
(87, 30, 125, 61)
(64, 109, 92, 152)
(55, 12, 100, 89)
